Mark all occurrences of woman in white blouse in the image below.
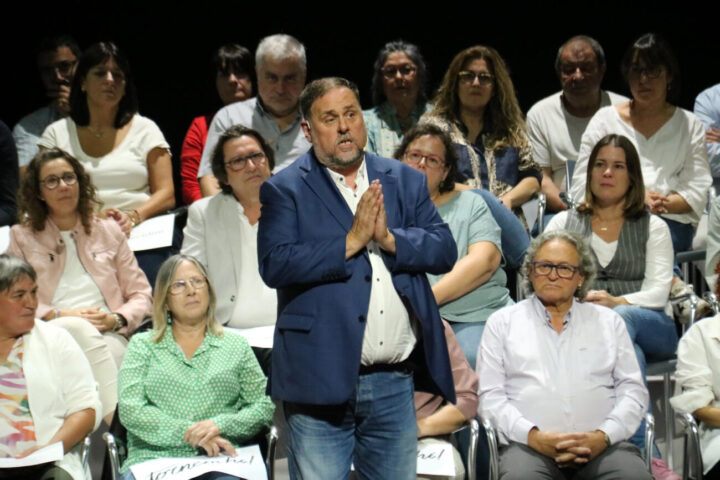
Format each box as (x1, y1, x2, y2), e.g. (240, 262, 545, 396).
(569, 33, 711, 263)
(181, 125, 276, 374)
(39, 42, 174, 234)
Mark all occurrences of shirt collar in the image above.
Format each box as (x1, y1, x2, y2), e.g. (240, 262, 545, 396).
(255, 96, 303, 125)
(530, 295, 577, 330)
(325, 158, 368, 190)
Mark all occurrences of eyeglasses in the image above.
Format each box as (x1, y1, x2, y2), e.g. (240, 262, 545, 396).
(403, 151, 445, 169)
(39, 60, 77, 78)
(224, 152, 267, 172)
(559, 62, 598, 76)
(628, 65, 663, 80)
(40, 172, 78, 190)
(169, 277, 207, 295)
(381, 65, 417, 79)
(458, 71, 494, 85)
(531, 261, 579, 279)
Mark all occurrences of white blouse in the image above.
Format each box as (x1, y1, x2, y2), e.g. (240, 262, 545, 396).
(546, 211, 673, 309)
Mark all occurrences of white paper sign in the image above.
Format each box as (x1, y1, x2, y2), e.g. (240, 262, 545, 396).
(416, 441, 455, 476)
(0, 225, 9, 253)
(128, 214, 175, 252)
(225, 325, 275, 348)
(129, 444, 266, 480)
(0, 442, 63, 468)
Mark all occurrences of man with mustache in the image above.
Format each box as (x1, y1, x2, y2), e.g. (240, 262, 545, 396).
(526, 35, 626, 214)
(258, 77, 457, 479)
(196, 34, 311, 196)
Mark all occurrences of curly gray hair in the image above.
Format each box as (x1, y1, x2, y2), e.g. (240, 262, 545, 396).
(520, 229, 596, 299)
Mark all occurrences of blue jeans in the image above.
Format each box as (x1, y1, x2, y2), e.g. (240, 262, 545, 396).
(473, 189, 529, 270)
(284, 369, 417, 480)
(614, 305, 677, 458)
(448, 321, 485, 370)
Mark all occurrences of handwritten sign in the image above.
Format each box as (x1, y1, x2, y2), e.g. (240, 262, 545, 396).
(416, 441, 455, 477)
(0, 225, 9, 253)
(0, 442, 63, 468)
(128, 214, 175, 252)
(130, 445, 266, 480)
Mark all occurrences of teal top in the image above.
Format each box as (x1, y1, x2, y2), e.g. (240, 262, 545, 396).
(363, 102, 432, 158)
(118, 329, 274, 472)
(427, 191, 513, 323)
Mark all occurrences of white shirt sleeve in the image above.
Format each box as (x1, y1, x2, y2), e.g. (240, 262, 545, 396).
(543, 210, 568, 232)
(671, 320, 718, 415)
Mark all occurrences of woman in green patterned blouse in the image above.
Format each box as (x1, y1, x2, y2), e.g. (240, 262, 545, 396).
(117, 254, 274, 478)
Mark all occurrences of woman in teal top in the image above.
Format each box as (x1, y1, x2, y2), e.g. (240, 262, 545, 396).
(118, 254, 274, 478)
(395, 124, 513, 369)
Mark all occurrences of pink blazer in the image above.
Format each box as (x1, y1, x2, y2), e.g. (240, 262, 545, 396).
(8, 216, 152, 336)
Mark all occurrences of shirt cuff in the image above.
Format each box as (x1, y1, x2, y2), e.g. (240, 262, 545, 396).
(597, 418, 624, 445)
(509, 417, 536, 444)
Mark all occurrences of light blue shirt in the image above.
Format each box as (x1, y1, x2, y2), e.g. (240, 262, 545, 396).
(694, 83, 720, 185)
(197, 97, 310, 176)
(427, 190, 513, 323)
(363, 102, 431, 158)
(12, 104, 61, 167)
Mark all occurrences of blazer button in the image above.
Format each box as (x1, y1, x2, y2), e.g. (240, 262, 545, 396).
(364, 275, 371, 282)
(358, 315, 365, 322)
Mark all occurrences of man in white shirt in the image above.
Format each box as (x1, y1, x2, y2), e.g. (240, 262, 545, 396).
(197, 34, 311, 196)
(478, 230, 651, 479)
(526, 35, 626, 213)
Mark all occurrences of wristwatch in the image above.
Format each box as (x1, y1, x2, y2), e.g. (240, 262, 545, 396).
(112, 313, 128, 332)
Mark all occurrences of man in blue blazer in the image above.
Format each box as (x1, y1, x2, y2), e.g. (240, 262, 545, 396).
(257, 77, 457, 479)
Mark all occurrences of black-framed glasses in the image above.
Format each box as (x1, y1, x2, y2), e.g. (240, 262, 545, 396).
(40, 172, 78, 190)
(458, 71, 494, 85)
(224, 152, 267, 172)
(531, 261, 579, 279)
(403, 151, 445, 169)
(381, 65, 417, 79)
(628, 65, 663, 80)
(169, 277, 207, 295)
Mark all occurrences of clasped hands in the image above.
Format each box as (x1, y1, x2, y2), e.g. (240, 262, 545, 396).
(183, 420, 236, 457)
(528, 428, 607, 468)
(346, 180, 395, 258)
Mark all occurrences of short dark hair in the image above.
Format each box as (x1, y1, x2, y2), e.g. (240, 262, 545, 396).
(35, 35, 81, 60)
(621, 33, 681, 104)
(300, 77, 361, 120)
(554, 35, 606, 75)
(579, 134, 646, 219)
(214, 44, 253, 76)
(371, 40, 428, 106)
(0, 254, 37, 294)
(18, 148, 101, 234)
(211, 126, 276, 195)
(69, 41, 138, 128)
(393, 123, 458, 194)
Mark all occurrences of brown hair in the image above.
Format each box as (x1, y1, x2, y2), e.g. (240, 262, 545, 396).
(429, 45, 526, 150)
(578, 134, 646, 219)
(18, 148, 101, 234)
(210, 125, 276, 195)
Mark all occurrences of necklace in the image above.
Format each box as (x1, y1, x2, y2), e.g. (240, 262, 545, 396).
(592, 215, 622, 231)
(87, 125, 106, 139)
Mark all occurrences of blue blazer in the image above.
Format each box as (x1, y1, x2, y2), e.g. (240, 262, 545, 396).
(258, 150, 457, 406)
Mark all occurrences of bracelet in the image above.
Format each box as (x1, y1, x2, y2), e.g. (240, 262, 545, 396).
(126, 209, 142, 228)
(112, 313, 127, 332)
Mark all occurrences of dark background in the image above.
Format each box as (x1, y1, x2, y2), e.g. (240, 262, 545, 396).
(3, 1, 717, 204)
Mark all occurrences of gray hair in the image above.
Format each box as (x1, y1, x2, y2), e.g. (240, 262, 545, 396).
(256, 34, 306, 71)
(152, 254, 222, 343)
(554, 35, 606, 75)
(300, 77, 361, 120)
(520, 230, 596, 299)
(0, 254, 37, 293)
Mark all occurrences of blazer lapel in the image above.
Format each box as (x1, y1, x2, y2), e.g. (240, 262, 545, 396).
(219, 194, 244, 292)
(300, 152, 354, 231)
(366, 154, 399, 228)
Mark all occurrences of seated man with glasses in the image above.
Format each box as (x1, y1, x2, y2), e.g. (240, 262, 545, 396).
(13, 35, 81, 175)
(478, 230, 651, 480)
(181, 125, 276, 374)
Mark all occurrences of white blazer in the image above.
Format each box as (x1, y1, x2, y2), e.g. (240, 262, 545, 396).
(181, 193, 277, 328)
(25, 320, 101, 480)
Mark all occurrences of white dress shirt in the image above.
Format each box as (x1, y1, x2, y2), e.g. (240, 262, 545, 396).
(671, 315, 720, 474)
(325, 160, 416, 365)
(546, 211, 673, 309)
(478, 296, 648, 446)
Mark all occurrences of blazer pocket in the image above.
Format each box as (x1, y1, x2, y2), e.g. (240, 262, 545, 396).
(277, 314, 315, 332)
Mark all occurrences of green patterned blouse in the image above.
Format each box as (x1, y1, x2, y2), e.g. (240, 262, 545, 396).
(118, 329, 274, 472)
